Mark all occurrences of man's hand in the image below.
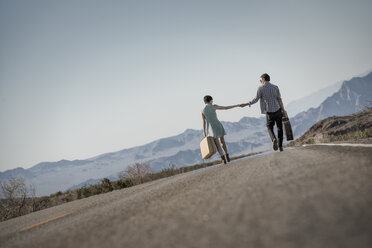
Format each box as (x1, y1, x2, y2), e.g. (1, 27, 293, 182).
(240, 103, 250, 107)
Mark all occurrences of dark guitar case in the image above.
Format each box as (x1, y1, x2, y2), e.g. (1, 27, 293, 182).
(282, 114, 294, 141)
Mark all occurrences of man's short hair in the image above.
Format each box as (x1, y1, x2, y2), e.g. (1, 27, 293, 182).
(261, 73, 270, 81)
(204, 95, 213, 103)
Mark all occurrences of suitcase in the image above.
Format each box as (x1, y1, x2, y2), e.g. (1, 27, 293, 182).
(200, 136, 217, 159)
(282, 113, 294, 141)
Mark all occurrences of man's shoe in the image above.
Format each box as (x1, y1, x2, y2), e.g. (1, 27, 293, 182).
(272, 139, 278, 151)
(279, 147, 284, 152)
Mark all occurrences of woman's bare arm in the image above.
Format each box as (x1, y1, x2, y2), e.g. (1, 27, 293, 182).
(214, 104, 241, 110)
(201, 111, 206, 137)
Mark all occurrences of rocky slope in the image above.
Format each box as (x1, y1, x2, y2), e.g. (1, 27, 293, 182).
(289, 108, 372, 146)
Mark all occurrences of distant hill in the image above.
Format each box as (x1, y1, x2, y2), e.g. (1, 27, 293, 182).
(289, 108, 372, 146)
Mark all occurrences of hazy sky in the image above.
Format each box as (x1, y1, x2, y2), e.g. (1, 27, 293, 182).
(1, 0, 372, 172)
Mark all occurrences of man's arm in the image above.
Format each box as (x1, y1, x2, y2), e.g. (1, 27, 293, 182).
(278, 99, 286, 115)
(249, 87, 261, 105)
(241, 87, 261, 107)
(276, 87, 287, 117)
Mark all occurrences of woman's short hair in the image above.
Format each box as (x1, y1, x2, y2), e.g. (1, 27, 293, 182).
(261, 73, 270, 81)
(204, 95, 213, 103)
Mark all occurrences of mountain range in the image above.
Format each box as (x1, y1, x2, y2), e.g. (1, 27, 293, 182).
(285, 69, 372, 117)
(1, 72, 371, 196)
(290, 72, 372, 136)
(285, 81, 343, 117)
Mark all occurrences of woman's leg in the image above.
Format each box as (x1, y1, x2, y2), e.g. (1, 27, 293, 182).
(214, 138, 226, 164)
(219, 136, 230, 162)
(219, 136, 228, 155)
(214, 138, 224, 156)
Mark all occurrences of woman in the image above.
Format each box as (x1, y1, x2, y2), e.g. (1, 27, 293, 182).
(201, 95, 240, 164)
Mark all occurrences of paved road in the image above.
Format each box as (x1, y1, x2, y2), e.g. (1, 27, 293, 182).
(1, 145, 372, 248)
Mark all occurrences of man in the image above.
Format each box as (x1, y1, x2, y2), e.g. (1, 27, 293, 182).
(242, 73, 287, 152)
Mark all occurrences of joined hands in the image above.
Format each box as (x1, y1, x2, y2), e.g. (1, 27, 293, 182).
(239, 103, 251, 108)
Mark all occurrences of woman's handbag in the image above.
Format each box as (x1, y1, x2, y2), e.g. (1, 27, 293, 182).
(200, 136, 217, 159)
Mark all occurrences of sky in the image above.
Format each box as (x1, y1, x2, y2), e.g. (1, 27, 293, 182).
(1, 0, 372, 172)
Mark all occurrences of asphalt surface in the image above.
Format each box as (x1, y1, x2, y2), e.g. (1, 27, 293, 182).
(1, 145, 372, 248)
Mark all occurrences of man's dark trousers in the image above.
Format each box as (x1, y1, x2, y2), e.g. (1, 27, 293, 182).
(266, 108, 283, 148)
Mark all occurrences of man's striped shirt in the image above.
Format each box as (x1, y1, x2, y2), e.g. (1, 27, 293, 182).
(249, 82, 282, 114)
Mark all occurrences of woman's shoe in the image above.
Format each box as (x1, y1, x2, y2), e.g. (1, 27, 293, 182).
(226, 154, 230, 162)
(221, 155, 227, 164)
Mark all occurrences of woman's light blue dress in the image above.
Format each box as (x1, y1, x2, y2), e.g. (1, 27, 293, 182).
(203, 104, 226, 138)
